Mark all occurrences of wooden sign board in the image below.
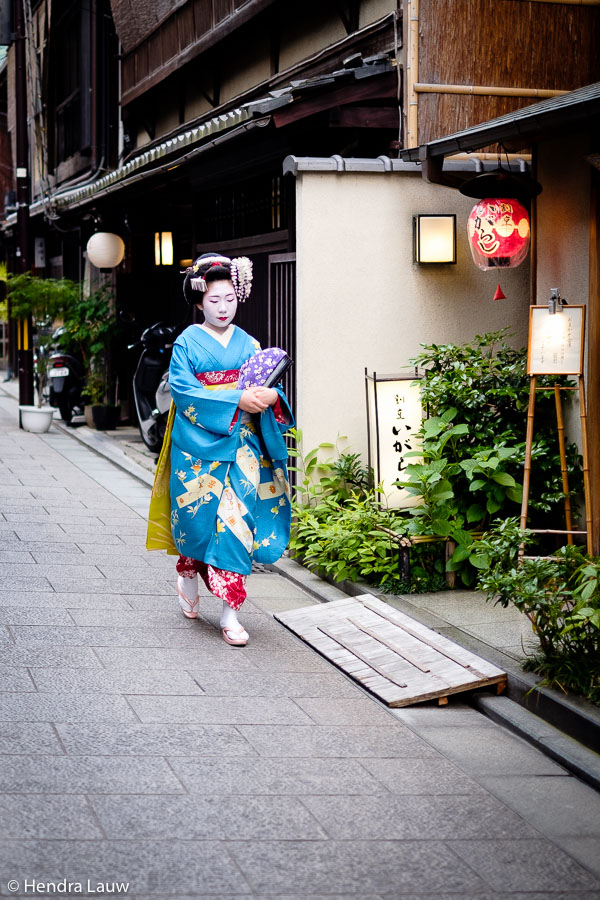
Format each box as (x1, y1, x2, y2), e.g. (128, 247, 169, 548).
(275, 594, 506, 707)
(527, 304, 585, 376)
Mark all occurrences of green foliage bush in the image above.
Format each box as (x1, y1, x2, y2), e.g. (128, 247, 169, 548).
(288, 430, 447, 593)
(397, 329, 583, 584)
(289, 329, 584, 593)
(476, 518, 600, 704)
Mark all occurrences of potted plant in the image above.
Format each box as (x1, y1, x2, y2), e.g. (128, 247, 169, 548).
(60, 284, 121, 430)
(7, 273, 79, 432)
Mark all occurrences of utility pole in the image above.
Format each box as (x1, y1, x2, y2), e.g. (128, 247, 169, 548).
(14, 0, 33, 412)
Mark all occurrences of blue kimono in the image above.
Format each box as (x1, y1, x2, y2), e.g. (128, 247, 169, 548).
(168, 324, 293, 575)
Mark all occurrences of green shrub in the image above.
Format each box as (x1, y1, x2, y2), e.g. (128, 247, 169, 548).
(397, 330, 583, 585)
(476, 517, 600, 704)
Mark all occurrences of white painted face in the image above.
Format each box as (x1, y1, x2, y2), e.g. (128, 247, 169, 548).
(198, 279, 238, 330)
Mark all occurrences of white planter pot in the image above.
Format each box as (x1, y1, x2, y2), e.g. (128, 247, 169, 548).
(19, 405, 55, 433)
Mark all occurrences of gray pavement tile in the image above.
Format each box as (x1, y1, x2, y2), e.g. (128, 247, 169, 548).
(171, 756, 388, 796)
(9, 625, 184, 647)
(414, 724, 569, 775)
(202, 648, 335, 673)
(0, 626, 13, 644)
(449, 838, 600, 892)
(0, 840, 250, 895)
(0, 692, 136, 722)
(1, 563, 102, 578)
(27, 487, 74, 499)
(18, 474, 59, 485)
(361, 757, 487, 794)
(13, 524, 74, 541)
(91, 794, 326, 841)
(228, 839, 487, 895)
(0, 577, 52, 592)
(57, 723, 254, 756)
(128, 695, 315, 725)
(30, 666, 203, 695)
(0, 527, 19, 539)
(0, 608, 74, 625)
(478, 774, 600, 837)
(301, 792, 537, 840)
(557, 837, 600, 879)
(0, 647, 101, 668)
(0, 667, 36, 691)
(292, 696, 397, 726)
(59, 521, 147, 534)
(0, 550, 44, 564)
(0, 723, 64, 755)
(47, 577, 172, 594)
(0, 794, 103, 839)
(192, 671, 363, 699)
(74, 533, 126, 545)
(94, 647, 259, 670)
(15, 542, 91, 555)
(44, 593, 135, 610)
(237, 724, 439, 758)
(246, 575, 314, 600)
(0, 755, 184, 794)
(67, 609, 193, 628)
(391, 704, 497, 729)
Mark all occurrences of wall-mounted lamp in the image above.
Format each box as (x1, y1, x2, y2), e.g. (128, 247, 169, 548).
(155, 231, 173, 266)
(413, 214, 457, 265)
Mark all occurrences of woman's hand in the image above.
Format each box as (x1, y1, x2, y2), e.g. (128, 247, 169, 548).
(239, 387, 269, 413)
(254, 386, 278, 407)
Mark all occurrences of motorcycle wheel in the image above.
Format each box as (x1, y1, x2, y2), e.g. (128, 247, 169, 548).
(58, 399, 73, 424)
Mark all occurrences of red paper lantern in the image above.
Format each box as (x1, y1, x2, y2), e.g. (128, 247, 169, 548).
(467, 198, 530, 270)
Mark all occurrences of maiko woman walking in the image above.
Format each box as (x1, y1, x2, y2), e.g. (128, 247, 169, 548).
(147, 252, 293, 646)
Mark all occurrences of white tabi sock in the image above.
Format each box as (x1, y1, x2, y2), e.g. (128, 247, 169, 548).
(220, 600, 248, 639)
(177, 574, 198, 601)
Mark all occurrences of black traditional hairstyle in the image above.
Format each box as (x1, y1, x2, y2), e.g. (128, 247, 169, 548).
(182, 253, 253, 305)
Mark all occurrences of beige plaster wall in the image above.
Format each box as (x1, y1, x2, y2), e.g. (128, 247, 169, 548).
(359, 0, 398, 28)
(295, 170, 530, 457)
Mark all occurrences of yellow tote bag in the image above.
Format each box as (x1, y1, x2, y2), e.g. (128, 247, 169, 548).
(146, 401, 178, 555)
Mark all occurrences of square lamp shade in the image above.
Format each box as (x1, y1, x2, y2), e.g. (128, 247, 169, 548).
(155, 231, 173, 266)
(413, 214, 456, 264)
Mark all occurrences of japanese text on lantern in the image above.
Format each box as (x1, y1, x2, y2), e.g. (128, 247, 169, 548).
(392, 393, 414, 476)
(366, 373, 423, 510)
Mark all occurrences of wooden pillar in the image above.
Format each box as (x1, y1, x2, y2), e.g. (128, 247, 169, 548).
(589, 168, 600, 555)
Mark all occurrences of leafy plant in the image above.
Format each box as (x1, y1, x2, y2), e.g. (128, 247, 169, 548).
(6, 273, 80, 406)
(476, 517, 600, 704)
(395, 330, 582, 585)
(60, 285, 119, 406)
(288, 430, 445, 593)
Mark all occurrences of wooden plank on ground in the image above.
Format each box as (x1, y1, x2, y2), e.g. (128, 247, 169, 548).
(274, 593, 507, 707)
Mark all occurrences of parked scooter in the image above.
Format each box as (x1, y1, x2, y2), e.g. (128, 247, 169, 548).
(47, 328, 86, 425)
(129, 321, 178, 453)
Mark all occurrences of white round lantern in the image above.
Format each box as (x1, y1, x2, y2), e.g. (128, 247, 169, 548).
(86, 232, 125, 269)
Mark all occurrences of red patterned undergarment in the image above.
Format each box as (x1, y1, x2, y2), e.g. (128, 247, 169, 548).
(176, 556, 247, 610)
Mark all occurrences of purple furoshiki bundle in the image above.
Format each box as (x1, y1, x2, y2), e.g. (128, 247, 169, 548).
(238, 348, 292, 389)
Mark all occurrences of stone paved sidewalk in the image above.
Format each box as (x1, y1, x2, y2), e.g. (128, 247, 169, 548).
(1, 391, 600, 899)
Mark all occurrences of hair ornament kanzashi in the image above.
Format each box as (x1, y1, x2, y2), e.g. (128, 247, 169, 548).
(230, 256, 253, 302)
(188, 254, 231, 292)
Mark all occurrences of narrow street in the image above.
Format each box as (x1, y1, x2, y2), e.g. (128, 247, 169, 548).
(1, 388, 600, 899)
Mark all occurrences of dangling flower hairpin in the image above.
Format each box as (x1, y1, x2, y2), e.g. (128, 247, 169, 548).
(230, 256, 253, 302)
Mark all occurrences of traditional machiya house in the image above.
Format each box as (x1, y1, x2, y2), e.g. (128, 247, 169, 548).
(1, 0, 599, 456)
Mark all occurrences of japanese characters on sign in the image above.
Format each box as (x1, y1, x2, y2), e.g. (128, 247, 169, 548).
(527, 305, 585, 376)
(366, 373, 423, 509)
